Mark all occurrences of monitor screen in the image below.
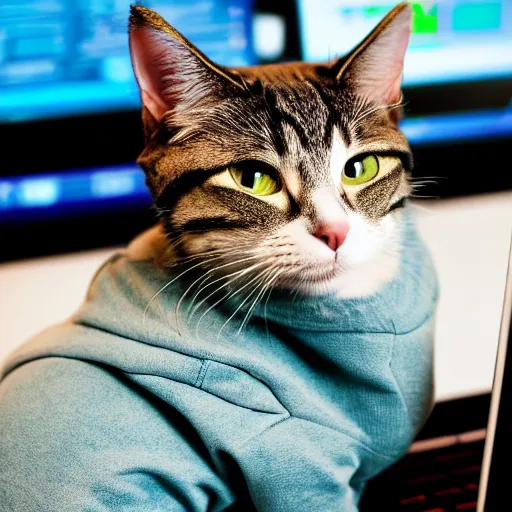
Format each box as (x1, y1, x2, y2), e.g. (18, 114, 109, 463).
(0, 0, 255, 123)
(0, 164, 150, 224)
(297, 0, 512, 86)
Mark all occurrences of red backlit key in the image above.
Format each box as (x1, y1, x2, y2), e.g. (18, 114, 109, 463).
(434, 487, 462, 496)
(456, 502, 478, 510)
(400, 494, 427, 505)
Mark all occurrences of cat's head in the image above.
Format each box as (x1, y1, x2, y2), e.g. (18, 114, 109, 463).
(129, 3, 412, 298)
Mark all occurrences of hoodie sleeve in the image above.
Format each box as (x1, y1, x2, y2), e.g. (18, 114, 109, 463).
(1, 355, 401, 512)
(0, 357, 235, 512)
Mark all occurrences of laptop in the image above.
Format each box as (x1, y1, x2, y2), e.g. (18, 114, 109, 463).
(477, 236, 512, 510)
(360, 238, 512, 512)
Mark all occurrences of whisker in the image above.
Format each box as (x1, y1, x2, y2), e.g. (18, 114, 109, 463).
(185, 252, 264, 305)
(194, 267, 273, 340)
(142, 254, 225, 329)
(410, 180, 439, 187)
(168, 247, 247, 266)
(216, 272, 273, 341)
(410, 193, 440, 200)
(174, 254, 262, 333)
(409, 175, 447, 181)
(187, 260, 268, 322)
(187, 272, 238, 317)
(236, 268, 283, 337)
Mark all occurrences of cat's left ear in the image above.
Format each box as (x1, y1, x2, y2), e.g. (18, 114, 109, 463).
(128, 6, 247, 130)
(334, 3, 411, 107)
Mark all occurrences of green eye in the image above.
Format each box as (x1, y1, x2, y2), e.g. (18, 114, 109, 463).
(230, 165, 280, 196)
(342, 155, 379, 186)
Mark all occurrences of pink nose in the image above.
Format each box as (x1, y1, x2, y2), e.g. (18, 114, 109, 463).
(313, 221, 349, 251)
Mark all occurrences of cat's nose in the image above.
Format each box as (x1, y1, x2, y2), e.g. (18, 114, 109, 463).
(313, 221, 349, 252)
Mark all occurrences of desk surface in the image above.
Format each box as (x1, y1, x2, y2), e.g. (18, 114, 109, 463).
(1, 190, 511, 402)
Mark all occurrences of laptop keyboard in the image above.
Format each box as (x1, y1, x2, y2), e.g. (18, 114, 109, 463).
(359, 437, 485, 511)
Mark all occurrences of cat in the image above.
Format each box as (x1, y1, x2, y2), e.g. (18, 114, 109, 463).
(128, 2, 413, 304)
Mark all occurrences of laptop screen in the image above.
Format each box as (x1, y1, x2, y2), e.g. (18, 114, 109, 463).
(478, 237, 512, 511)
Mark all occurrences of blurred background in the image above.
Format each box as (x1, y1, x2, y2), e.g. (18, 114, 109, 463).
(0, 0, 511, 404)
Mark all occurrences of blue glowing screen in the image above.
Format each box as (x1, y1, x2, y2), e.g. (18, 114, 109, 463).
(0, 0, 255, 123)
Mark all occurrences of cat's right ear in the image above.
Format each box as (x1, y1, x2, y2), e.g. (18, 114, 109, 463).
(128, 6, 247, 136)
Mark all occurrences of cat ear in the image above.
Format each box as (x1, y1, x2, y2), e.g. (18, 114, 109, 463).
(335, 3, 411, 107)
(128, 6, 247, 125)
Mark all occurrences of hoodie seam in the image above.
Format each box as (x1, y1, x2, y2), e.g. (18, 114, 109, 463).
(275, 300, 437, 335)
(238, 415, 396, 462)
(1, 355, 399, 463)
(194, 360, 211, 388)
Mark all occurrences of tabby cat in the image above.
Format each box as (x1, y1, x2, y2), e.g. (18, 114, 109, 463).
(129, 2, 412, 314)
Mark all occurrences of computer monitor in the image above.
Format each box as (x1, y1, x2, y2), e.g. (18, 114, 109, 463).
(0, 0, 255, 123)
(1, 0, 511, 261)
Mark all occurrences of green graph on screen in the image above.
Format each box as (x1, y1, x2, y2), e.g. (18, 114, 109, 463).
(411, 2, 438, 34)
